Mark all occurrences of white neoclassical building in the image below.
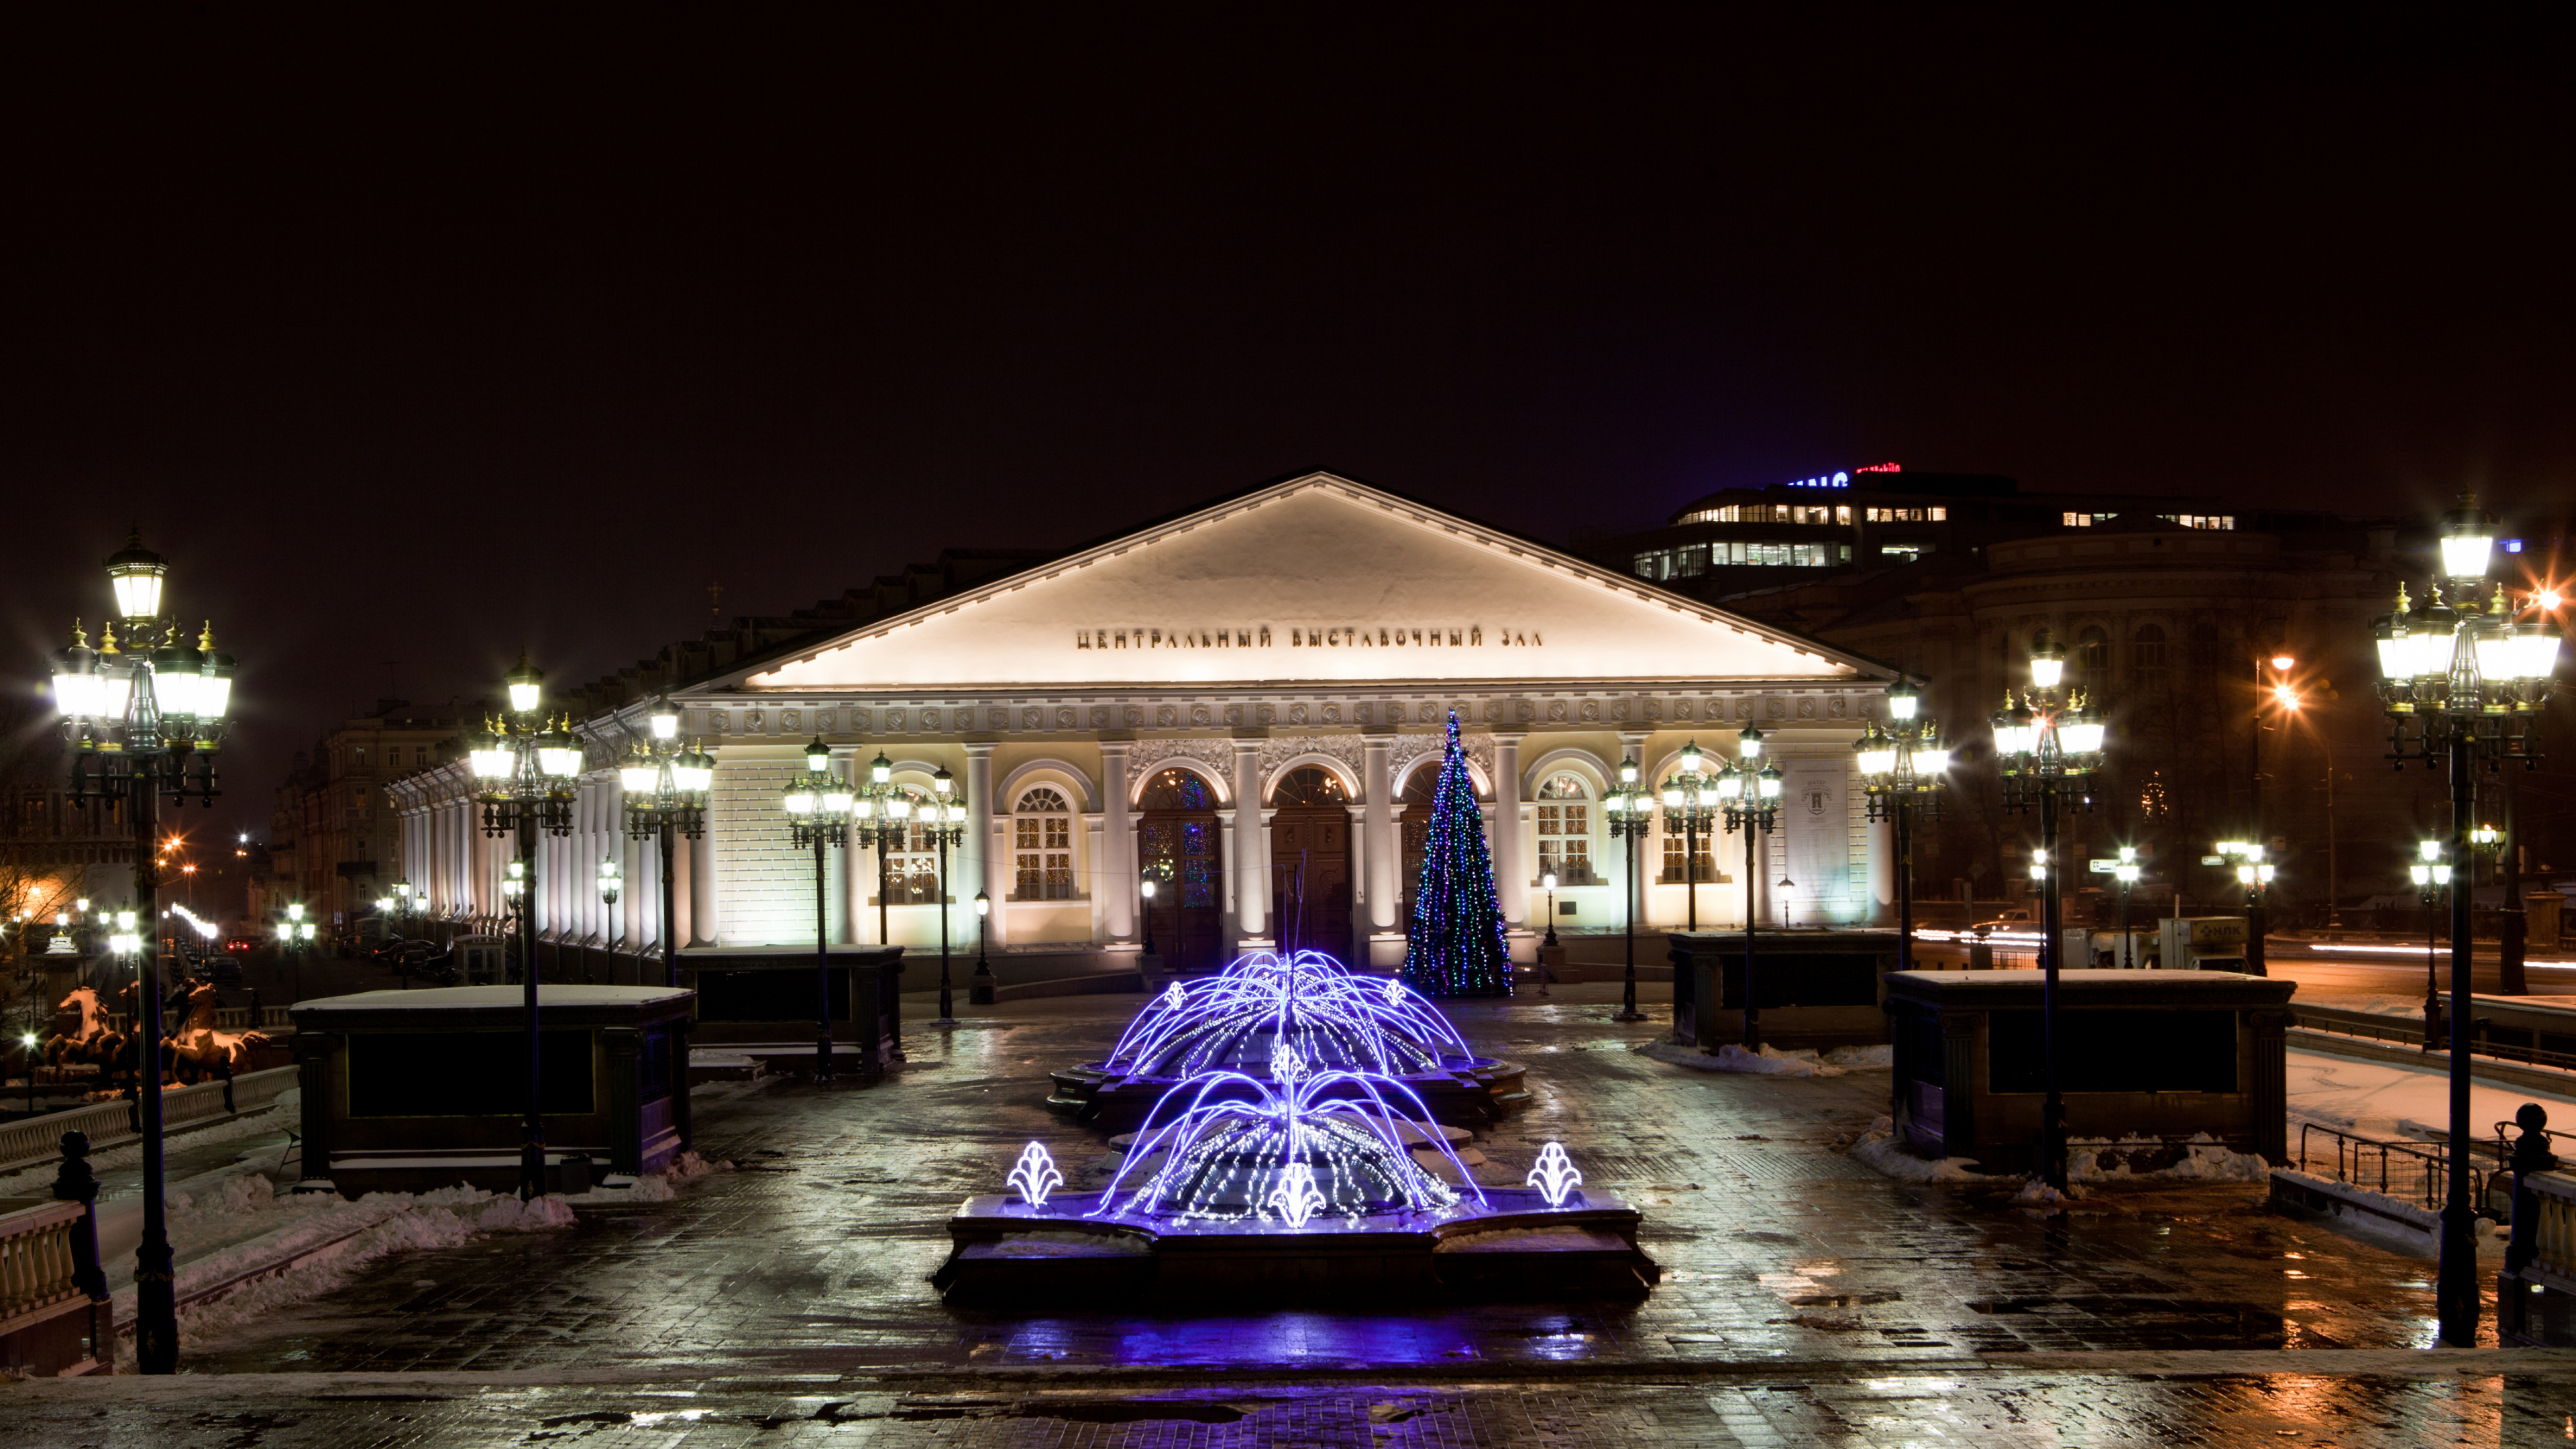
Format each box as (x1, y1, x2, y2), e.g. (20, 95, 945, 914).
(391, 472, 1901, 983)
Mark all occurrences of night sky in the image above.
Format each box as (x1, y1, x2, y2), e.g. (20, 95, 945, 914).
(5, 10, 2573, 843)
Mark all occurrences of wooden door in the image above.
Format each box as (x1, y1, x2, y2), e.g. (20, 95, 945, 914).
(1270, 767, 1352, 960)
(1138, 768, 1226, 971)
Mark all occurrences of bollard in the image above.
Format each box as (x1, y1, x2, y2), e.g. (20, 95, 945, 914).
(2504, 1102, 2559, 1341)
(52, 1129, 109, 1368)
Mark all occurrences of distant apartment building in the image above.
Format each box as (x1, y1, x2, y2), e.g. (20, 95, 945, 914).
(267, 700, 472, 935)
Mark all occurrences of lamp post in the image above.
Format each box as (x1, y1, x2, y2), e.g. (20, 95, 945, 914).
(616, 699, 712, 989)
(923, 766, 969, 1029)
(1139, 875, 1159, 957)
(466, 654, 584, 1201)
(782, 739, 855, 1079)
(595, 855, 623, 976)
(1715, 733, 1783, 1050)
(276, 902, 316, 1002)
(2114, 847, 2141, 968)
(44, 529, 237, 1375)
(1856, 680, 1951, 973)
(1536, 871, 1558, 998)
(851, 753, 912, 951)
(2412, 840, 2452, 1051)
(972, 892, 994, 1006)
(1603, 757, 1653, 1022)
(2245, 652, 2297, 975)
(2371, 493, 2563, 1344)
(1658, 739, 1722, 931)
(1990, 635, 2109, 1191)
(374, 881, 419, 987)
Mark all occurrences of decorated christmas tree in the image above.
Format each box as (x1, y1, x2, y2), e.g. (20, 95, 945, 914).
(1401, 711, 1514, 998)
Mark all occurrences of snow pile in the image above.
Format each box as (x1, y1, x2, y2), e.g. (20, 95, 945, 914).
(2070, 1132, 2269, 1184)
(2012, 1178, 2076, 1207)
(113, 1176, 578, 1366)
(1845, 1116, 1992, 1183)
(1642, 1040, 1843, 1077)
(665, 1150, 734, 1180)
(1822, 1044, 1894, 1069)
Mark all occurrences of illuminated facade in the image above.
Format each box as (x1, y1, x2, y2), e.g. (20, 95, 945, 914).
(391, 472, 1899, 980)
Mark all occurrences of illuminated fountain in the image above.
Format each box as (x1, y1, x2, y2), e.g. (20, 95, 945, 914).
(1045, 949, 1529, 1128)
(939, 995, 1654, 1303)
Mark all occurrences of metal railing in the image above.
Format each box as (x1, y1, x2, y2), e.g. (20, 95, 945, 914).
(2514, 1169, 2576, 1282)
(0, 1065, 299, 1174)
(2293, 1121, 2483, 1215)
(2295, 1008, 2576, 1074)
(0, 1197, 86, 1325)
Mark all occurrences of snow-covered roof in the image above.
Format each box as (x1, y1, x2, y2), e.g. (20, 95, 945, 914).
(292, 985, 692, 1013)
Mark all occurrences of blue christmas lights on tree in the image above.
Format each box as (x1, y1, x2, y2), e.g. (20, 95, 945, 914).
(1402, 710, 1514, 998)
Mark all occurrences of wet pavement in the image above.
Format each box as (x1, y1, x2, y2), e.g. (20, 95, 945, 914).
(16, 982, 2576, 1444)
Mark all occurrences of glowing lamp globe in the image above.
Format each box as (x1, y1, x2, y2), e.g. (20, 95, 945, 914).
(105, 532, 168, 623)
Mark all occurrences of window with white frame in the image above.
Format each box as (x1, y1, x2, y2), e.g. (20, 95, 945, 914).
(1660, 829, 1717, 885)
(1534, 773, 1599, 885)
(1013, 787, 1075, 900)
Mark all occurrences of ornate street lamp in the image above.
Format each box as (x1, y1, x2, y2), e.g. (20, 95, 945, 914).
(922, 766, 970, 1028)
(43, 529, 236, 1374)
(2411, 839, 2453, 1053)
(1715, 732, 1783, 1050)
(1855, 678, 1951, 973)
(782, 739, 855, 1079)
(468, 653, 583, 1202)
(1990, 633, 2109, 1191)
(374, 880, 422, 988)
(971, 891, 994, 1006)
(616, 699, 712, 989)
(1602, 757, 1653, 1022)
(2371, 492, 2563, 1345)
(851, 753, 914, 951)
(1658, 739, 1721, 931)
(1138, 875, 1159, 957)
(2104, 847, 2143, 968)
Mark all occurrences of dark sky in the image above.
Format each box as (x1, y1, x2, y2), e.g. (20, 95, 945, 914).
(5, 8, 2573, 843)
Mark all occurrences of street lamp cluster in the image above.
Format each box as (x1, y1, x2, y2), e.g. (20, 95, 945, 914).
(776, 750, 973, 1070)
(1990, 637, 2110, 1192)
(1601, 759, 1652, 1022)
(468, 654, 584, 1204)
(40, 531, 241, 1375)
(615, 702, 713, 989)
(1855, 679, 1951, 972)
(2369, 492, 2563, 1347)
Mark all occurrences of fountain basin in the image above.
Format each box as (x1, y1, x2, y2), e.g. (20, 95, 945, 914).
(932, 1187, 1656, 1304)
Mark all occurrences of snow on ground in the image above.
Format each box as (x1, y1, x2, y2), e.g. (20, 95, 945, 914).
(2285, 1047, 2576, 1144)
(1845, 1118, 2269, 1188)
(1640, 1040, 1890, 1077)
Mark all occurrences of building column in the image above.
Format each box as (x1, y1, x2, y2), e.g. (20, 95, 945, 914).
(1866, 779, 1894, 924)
(1102, 743, 1134, 941)
(672, 830, 696, 949)
(1234, 740, 1269, 943)
(1493, 732, 1527, 928)
(688, 774, 720, 947)
(1363, 735, 1397, 931)
(966, 743, 1003, 947)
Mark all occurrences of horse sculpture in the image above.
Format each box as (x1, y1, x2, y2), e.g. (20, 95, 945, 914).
(166, 979, 270, 1081)
(41, 985, 127, 1085)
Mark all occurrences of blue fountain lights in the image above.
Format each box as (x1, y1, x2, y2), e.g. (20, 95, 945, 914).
(1102, 948, 1474, 1081)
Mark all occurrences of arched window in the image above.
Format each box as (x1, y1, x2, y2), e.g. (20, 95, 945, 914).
(2077, 626, 2110, 694)
(1138, 767, 1214, 812)
(2130, 625, 2168, 693)
(1013, 787, 1073, 900)
(881, 786, 938, 906)
(1271, 766, 1348, 806)
(1534, 772, 1597, 885)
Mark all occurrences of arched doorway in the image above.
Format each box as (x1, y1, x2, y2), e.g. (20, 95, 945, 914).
(1137, 767, 1225, 971)
(1270, 766, 1351, 960)
(1397, 763, 1441, 932)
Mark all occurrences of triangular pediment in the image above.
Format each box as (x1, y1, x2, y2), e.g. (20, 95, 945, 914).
(718, 474, 1884, 693)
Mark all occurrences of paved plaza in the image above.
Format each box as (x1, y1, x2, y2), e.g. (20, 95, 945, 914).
(15, 984, 2576, 1445)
